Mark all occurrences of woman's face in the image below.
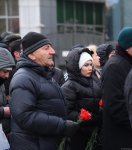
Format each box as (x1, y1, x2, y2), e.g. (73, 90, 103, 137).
(92, 52, 100, 68)
(81, 60, 93, 77)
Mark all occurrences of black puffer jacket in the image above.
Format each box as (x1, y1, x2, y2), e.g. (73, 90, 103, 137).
(9, 56, 67, 150)
(61, 47, 102, 131)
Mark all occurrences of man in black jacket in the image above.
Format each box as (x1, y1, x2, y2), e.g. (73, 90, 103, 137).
(9, 32, 79, 150)
(102, 27, 132, 150)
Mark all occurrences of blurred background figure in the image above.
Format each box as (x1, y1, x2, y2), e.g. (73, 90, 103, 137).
(0, 32, 12, 50)
(0, 31, 21, 49)
(87, 44, 101, 78)
(8, 38, 21, 62)
(4, 38, 22, 99)
(96, 43, 116, 74)
(0, 32, 22, 100)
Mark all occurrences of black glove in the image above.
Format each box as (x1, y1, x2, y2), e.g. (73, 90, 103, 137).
(64, 120, 79, 137)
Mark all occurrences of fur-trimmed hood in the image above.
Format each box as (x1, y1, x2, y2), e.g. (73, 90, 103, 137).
(66, 45, 93, 76)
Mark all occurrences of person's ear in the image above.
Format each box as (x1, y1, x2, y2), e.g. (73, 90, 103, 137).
(28, 53, 36, 60)
(14, 51, 20, 58)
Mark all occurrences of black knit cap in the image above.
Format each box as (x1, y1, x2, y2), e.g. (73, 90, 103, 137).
(22, 32, 52, 56)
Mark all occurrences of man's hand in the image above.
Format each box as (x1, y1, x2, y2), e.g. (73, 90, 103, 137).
(64, 120, 79, 137)
(3, 106, 10, 118)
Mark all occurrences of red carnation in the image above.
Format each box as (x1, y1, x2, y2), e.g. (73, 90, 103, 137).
(79, 108, 92, 121)
(99, 99, 103, 108)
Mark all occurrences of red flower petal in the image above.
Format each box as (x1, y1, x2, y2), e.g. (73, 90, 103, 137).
(99, 99, 103, 107)
(79, 108, 92, 121)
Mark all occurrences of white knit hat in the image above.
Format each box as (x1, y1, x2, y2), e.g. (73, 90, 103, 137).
(79, 52, 93, 69)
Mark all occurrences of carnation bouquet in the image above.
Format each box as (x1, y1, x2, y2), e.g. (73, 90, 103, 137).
(79, 108, 98, 150)
(80, 101, 103, 150)
(58, 108, 92, 150)
(78, 108, 92, 122)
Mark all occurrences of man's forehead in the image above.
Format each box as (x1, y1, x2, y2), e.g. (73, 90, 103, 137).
(0, 68, 12, 72)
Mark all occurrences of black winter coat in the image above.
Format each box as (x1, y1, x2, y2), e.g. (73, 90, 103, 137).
(61, 75, 102, 128)
(102, 50, 132, 150)
(9, 57, 67, 150)
(61, 47, 102, 133)
(125, 69, 132, 128)
(61, 75, 102, 150)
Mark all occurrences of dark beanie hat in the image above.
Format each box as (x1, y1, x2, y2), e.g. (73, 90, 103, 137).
(22, 32, 52, 56)
(118, 27, 132, 50)
(0, 31, 13, 42)
(3, 33, 21, 44)
(0, 47, 15, 69)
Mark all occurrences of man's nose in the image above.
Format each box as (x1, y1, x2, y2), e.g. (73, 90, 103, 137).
(89, 66, 93, 70)
(50, 47, 55, 54)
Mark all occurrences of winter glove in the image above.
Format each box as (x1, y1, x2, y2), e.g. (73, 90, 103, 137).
(64, 120, 79, 137)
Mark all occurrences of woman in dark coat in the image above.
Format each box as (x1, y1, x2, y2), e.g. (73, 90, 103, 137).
(61, 46, 102, 150)
(102, 27, 132, 150)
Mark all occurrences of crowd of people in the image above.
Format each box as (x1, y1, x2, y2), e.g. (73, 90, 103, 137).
(0, 27, 132, 150)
